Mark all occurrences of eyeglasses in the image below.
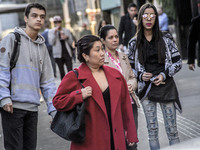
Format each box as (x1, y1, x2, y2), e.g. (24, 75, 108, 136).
(142, 14, 156, 19)
(54, 21, 62, 24)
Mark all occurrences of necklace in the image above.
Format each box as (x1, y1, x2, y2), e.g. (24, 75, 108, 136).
(106, 51, 123, 74)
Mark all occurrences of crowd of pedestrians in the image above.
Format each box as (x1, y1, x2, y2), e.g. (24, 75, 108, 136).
(0, 1, 199, 150)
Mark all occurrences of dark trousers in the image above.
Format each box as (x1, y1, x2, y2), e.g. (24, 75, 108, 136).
(132, 103, 138, 131)
(126, 103, 138, 150)
(55, 56, 72, 79)
(1, 108, 38, 150)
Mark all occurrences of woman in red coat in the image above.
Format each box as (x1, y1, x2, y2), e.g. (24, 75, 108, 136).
(53, 35, 138, 150)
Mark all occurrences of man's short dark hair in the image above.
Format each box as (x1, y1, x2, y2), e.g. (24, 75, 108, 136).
(25, 3, 46, 17)
(128, 3, 137, 9)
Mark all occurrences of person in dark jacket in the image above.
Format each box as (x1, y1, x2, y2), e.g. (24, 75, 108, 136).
(187, 15, 200, 70)
(118, 3, 138, 52)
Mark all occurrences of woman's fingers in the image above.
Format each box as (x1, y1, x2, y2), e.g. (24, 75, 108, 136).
(85, 86, 92, 95)
(153, 74, 165, 86)
(142, 72, 153, 81)
(128, 85, 133, 93)
(128, 142, 135, 146)
(81, 86, 92, 99)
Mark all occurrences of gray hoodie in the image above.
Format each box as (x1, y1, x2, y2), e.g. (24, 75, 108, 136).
(0, 27, 56, 114)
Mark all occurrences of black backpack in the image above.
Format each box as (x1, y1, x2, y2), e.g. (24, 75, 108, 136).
(10, 32, 21, 71)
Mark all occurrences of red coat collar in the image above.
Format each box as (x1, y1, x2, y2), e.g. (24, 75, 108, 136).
(77, 63, 121, 79)
(76, 63, 122, 119)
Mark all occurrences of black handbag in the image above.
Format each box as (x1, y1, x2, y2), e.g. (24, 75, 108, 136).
(148, 77, 179, 102)
(136, 81, 150, 100)
(50, 70, 85, 143)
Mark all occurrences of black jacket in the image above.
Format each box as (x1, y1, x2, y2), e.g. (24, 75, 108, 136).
(187, 15, 200, 66)
(118, 14, 137, 46)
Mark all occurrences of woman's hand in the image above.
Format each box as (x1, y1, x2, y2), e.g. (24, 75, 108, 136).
(81, 86, 92, 100)
(127, 84, 134, 94)
(153, 74, 164, 86)
(142, 72, 153, 81)
(128, 142, 135, 146)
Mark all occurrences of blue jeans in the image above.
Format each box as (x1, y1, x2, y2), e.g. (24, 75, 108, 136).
(142, 99, 180, 150)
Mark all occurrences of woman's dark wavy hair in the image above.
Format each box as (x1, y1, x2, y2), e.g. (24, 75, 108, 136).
(136, 3, 166, 65)
(98, 24, 117, 40)
(97, 20, 108, 36)
(76, 35, 101, 63)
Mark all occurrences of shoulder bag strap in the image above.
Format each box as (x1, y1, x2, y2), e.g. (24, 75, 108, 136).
(73, 70, 84, 88)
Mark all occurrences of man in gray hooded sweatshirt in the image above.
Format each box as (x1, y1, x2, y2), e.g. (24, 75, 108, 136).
(0, 3, 56, 150)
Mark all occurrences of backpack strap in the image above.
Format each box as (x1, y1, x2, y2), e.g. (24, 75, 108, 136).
(10, 32, 21, 70)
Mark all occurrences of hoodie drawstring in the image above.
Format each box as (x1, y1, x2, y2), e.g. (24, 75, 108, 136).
(28, 39, 33, 62)
(38, 44, 42, 73)
(28, 39, 42, 73)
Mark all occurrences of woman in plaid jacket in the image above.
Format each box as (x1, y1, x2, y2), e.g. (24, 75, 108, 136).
(128, 3, 182, 150)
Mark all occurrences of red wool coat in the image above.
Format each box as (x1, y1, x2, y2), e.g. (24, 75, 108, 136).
(53, 63, 138, 150)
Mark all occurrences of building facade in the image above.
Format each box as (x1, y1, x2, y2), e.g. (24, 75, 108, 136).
(0, 0, 63, 37)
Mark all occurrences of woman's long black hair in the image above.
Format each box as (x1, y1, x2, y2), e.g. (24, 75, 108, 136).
(136, 3, 166, 65)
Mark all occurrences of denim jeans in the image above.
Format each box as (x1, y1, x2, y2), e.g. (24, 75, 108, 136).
(1, 108, 38, 150)
(142, 99, 180, 150)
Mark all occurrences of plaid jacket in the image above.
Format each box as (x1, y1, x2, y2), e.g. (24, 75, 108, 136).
(128, 32, 182, 105)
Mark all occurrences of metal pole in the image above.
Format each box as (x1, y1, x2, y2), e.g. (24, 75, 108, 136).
(63, 0, 72, 30)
